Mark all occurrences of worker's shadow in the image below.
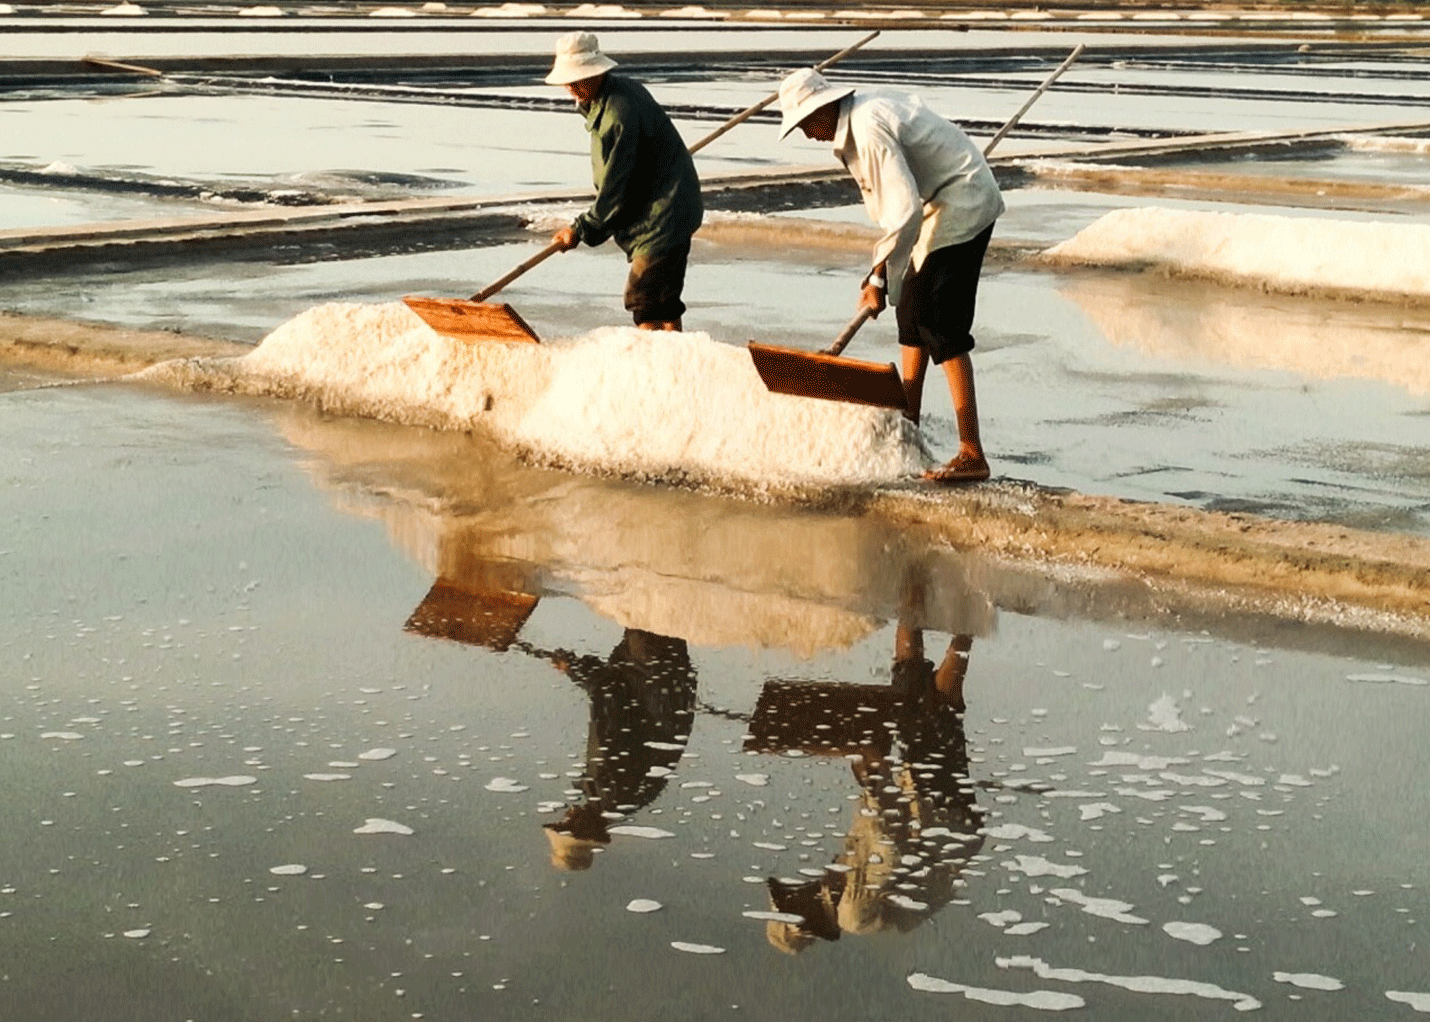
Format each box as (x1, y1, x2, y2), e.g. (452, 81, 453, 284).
(746, 616, 985, 953)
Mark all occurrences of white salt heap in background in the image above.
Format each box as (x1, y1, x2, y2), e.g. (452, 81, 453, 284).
(137, 301, 930, 490)
(1044, 207, 1430, 301)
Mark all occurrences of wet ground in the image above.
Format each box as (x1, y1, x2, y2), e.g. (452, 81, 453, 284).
(3, 382, 1429, 1021)
(2, 14, 1430, 1021)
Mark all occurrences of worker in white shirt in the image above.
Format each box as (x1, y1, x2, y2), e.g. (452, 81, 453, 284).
(777, 68, 1005, 484)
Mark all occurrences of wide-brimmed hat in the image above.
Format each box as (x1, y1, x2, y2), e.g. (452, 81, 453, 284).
(544, 31, 618, 86)
(777, 67, 854, 140)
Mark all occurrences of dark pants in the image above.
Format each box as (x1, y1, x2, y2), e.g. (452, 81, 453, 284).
(896, 223, 994, 365)
(624, 240, 691, 325)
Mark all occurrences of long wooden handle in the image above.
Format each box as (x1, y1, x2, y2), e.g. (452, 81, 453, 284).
(822, 307, 875, 357)
(829, 49, 1080, 353)
(982, 43, 1084, 157)
(475, 32, 883, 302)
(687, 30, 881, 155)
(469, 241, 565, 301)
(83, 54, 165, 77)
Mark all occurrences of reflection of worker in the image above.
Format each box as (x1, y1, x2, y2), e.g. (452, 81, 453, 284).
(546, 32, 703, 332)
(777, 68, 1004, 483)
(523, 629, 697, 870)
(766, 630, 983, 952)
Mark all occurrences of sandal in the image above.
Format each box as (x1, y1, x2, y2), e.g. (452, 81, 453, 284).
(923, 452, 990, 484)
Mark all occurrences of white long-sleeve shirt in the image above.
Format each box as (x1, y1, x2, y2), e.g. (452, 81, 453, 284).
(832, 90, 1004, 305)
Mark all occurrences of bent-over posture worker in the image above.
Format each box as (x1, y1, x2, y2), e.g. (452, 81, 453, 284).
(777, 68, 1004, 483)
(546, 31, 703, 332)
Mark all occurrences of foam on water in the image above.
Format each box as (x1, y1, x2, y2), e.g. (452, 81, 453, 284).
(137, 302, 930, 492)
(999, 955, 1261, 1012)
(908, 973, 1085, 1010)
(1044, 208, 1430, 302)
(353, 818, 414, 835)
(1163, 920, 1222, 945)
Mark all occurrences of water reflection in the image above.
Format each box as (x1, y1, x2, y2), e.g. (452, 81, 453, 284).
(747, 591, 985, 951)
(518, 630, 697, 870)
(1060, 270, 1430, 396)
(404, 569, 541, 652)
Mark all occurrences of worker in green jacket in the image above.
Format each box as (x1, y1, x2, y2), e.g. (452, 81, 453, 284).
(546, 32, 703, 332)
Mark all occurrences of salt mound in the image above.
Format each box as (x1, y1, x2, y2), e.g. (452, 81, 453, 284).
(136, 301, 929, 490)
(1043, 207, 1430, 302)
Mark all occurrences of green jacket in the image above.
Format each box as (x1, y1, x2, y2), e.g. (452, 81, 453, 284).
(572, 74, 703, 260)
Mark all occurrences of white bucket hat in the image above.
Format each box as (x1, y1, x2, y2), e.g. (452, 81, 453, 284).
(544, 31, 618, 86)
(777, 67, 854, 140)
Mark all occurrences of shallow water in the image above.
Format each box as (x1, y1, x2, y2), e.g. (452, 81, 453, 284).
(3, 19, 1430, 1022)
(2, 382, 1427, 1021)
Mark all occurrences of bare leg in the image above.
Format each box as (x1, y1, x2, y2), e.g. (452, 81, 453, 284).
(894, 621, 924, 665)
(933, 634, 973, 711)
(924, 354, 989, 482)
(638, 320, 681, 332)
(944, 354, 983, 461)
(900, 345, 929, 425)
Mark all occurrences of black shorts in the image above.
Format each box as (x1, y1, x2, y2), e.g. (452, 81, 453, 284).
(624, 241, 691, 325)
(896, 223, 994, 365)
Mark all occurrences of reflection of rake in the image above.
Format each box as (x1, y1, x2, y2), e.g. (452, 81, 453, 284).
(403, 578, 539, 652)
(742, 680, 899, 759)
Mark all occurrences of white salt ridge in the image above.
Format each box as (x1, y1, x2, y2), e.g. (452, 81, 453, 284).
(354, 818, 414, 835)
(908, 973, 1084, 1010)
(357, 748, 398, 761)
(304, 773, 351, 781)
(1164, 921, 1221, 945)
(269, 864, 308, 876)
(1274, 971, 1344, 991)
(1342, 135, 1430, 155)
(174, 775, 257, 787)
(138, 305, 929, 491)
(123, 928, 151, 938)
(735, 774, 769, 786)
(1347, 672, 1428, 686)
(40, 732, 84, 741)
(1008, 922, 1051, 935)
(1388, 991, 1430, 1011)
(607, 825, 675, 839)
(999, 955, 1260, 1011)
(627, 899, 662, 913)
(1044, 208, 1430, 302)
